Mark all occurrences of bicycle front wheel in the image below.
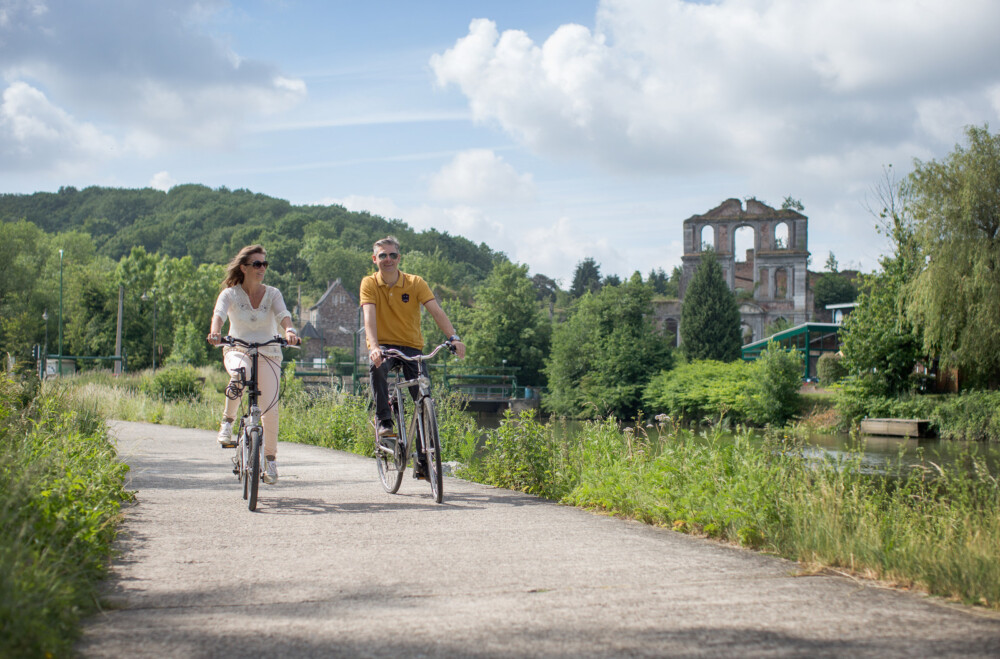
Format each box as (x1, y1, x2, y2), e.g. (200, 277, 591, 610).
(374, 398, 405, 494)
(248, 427, 262, 511)
(239, 430, 249, 500)
(421, 397, 443, 503)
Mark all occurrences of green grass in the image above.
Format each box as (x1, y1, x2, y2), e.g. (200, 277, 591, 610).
(55, 372, 1000, 610)
(0, 374, 132, 657)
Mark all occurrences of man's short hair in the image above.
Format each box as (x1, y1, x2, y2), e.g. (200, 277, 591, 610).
(373, 236, 401, 254)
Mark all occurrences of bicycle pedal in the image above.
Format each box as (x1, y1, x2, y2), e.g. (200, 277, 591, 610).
(220, 441, 236, 449)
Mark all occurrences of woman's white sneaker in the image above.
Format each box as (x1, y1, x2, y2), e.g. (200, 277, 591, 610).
(217, 421, 235, 448)
(263, 456, 278, 484)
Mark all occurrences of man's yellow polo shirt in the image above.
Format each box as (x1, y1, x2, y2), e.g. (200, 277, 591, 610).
(359, 271, 435, 350)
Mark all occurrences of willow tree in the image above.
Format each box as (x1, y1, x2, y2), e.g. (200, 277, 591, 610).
(906, 125, 1000, 387)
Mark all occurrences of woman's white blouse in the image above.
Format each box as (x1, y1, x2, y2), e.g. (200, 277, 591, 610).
(213, 285, 292, 358)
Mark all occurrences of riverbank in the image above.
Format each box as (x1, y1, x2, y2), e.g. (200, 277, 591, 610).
(54, 369, 1000, 610)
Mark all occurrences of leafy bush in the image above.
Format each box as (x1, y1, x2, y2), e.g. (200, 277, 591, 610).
(642, 359, 753, 424)
(139, 365, 202, 402)
(817, 352, 847, 386)
(481, 409, 559, 497)
(745, 344, 803, 426)
(933, 391, 1000, 442)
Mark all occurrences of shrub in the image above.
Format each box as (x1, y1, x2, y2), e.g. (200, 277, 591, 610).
(139, 365, 202, 402)
(745, 344, 803, 426)
(481, 409, 559, 497)
(642, 360, 752, 424)
(817, 352, 847, 386)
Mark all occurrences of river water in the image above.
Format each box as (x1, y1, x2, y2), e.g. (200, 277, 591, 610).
(472, 412, 1000, 475)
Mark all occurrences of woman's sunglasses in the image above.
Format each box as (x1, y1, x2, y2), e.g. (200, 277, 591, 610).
(247, 260, 269, 269)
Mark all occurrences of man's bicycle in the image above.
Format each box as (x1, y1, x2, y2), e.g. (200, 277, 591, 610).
(215, 335, 294, 511)
(373, 340, 456, 503)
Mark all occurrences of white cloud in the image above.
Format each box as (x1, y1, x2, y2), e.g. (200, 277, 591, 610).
(149, 170, 176, 192)
(428, 149, 536, 203)
(0, 0, 306, 167)
(0, 81, 117, 173)
(431, 1, 1000, 176)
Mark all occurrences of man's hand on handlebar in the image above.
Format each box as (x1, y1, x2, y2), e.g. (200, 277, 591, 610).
(446, 338, 466, 359)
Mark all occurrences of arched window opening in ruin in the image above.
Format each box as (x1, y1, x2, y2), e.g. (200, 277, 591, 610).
(741, 322, 754, 345)
(701, 225, 715, 251)
(774, 222, 789, 249)
(775, 267, 788, 299)
(665, 319, 679, 348)
(733, 225, 755, 295)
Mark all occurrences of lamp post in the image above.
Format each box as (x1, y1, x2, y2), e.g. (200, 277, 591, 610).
(141, 290, 157, 371)
(58, 249, 63, 375)
(42, 309, 49, 376)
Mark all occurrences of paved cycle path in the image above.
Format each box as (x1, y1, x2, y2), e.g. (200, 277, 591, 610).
(79, 420, 1000, 658)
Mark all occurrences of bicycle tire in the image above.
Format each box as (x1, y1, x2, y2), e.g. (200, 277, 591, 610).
(248, 427, 262, 511)
(421, 397, 443, 503)
(375, 397, 405, 494)
(239, 430, 249, 500)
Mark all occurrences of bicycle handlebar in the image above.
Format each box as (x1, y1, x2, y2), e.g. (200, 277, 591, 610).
(214, 335, 300, 350)
(381, 340, 456, 363)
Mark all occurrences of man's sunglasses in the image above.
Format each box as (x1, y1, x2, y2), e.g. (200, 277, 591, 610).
(377, 252, 400, 261)
(247, 260, 269, 269)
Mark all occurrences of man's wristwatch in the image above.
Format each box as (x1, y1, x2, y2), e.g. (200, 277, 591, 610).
(448, 334, 461, 342)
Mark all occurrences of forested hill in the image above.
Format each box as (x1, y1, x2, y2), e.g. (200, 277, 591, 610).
(0, 184, 503, 299)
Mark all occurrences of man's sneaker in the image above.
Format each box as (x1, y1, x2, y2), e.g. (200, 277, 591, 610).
(263, 456, 278, 484)
(412, 456, 428, 480)
(217, 420, 235, 448)
(378, 419, 396, 439)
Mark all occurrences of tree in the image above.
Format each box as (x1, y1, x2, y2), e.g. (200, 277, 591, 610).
(545, 273, 673, 419)
(531, 273, 559, 303)
(570, 257, 602, 298)
(463, 262, 550, 386)
(782, 196, 804, 211)
(824, 251, 838, 273)
(813, 273, 857, 313)
(841, 166, 922, 395)
(680, 253, 741, 362)
(905, 125, 1000, 387)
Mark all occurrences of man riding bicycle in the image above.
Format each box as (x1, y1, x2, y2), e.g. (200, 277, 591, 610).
(361, 236, 466, 469)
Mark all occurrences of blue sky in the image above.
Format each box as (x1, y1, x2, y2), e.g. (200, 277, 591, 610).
(3, 0, 1000, 283)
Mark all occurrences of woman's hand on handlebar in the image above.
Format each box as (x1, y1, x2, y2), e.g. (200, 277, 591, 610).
(206, 331, 222, 346)
(284, 328, 301, 346)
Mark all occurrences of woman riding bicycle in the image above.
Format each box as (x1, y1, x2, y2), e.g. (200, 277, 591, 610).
(206, 244, 300, 484)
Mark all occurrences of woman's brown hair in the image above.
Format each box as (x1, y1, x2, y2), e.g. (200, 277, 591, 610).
(222, 244, 266, 289)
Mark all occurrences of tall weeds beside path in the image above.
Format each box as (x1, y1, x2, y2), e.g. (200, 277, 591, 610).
(0, 374, 131, 657)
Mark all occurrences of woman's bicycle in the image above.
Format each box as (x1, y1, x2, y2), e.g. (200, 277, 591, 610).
(215, 335, 294, 511)
(373, 340, 456, 503)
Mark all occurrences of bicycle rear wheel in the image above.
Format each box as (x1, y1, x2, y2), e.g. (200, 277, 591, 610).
(248, 427, 262, 511)
(375, 397, 405, 494)
(421, 397, 443, 503)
